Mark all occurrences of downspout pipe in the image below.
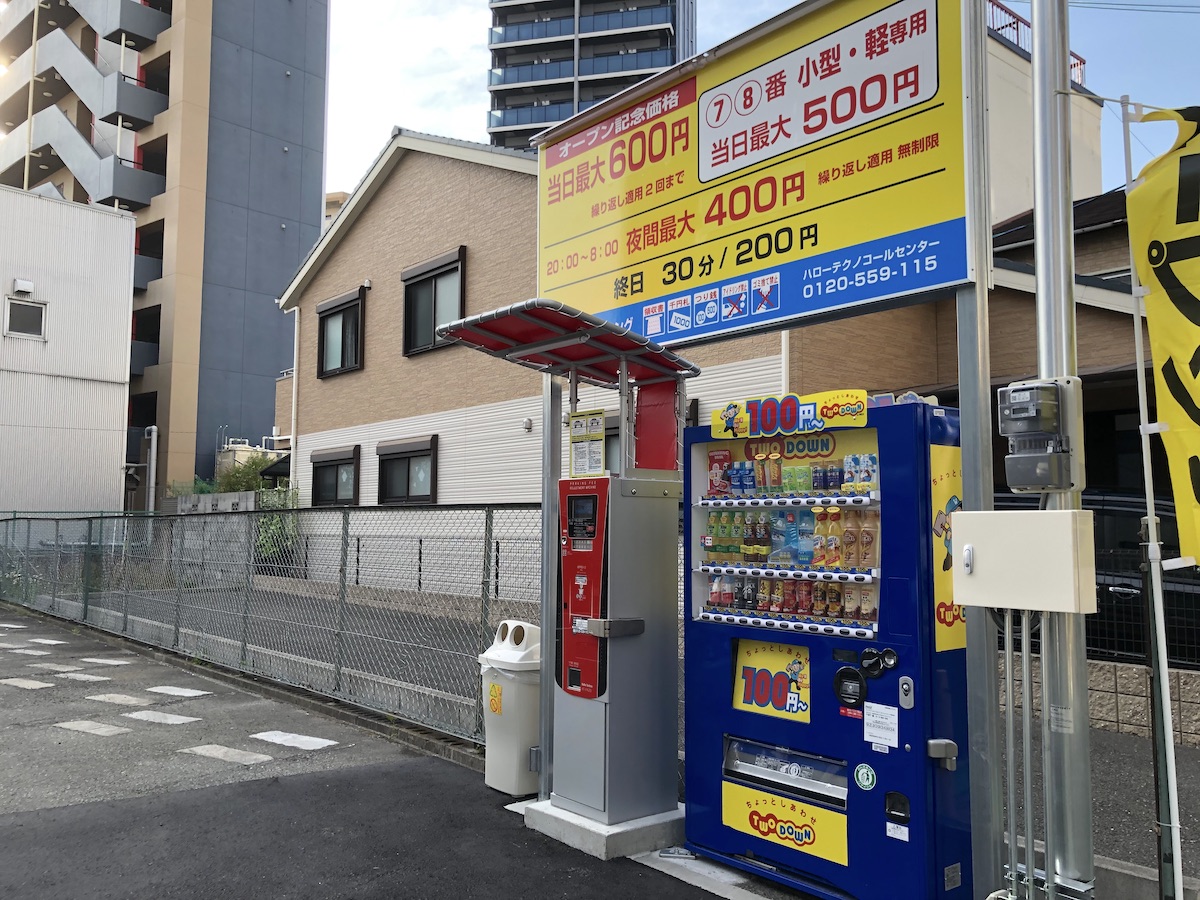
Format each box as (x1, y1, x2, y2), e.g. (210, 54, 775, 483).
(144, 425, 158, 513)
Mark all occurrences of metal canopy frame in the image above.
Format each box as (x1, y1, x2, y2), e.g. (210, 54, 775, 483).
(437, 298, 701, 390)
(438, 299, 699, 802)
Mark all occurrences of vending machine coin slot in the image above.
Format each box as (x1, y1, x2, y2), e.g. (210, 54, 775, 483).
(833, 666, 867, 709)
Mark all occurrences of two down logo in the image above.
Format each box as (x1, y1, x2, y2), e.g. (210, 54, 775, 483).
(749, 810, 817, 848)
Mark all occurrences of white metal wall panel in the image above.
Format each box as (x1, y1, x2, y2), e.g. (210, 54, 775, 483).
(0, 186, 134, 384)
(0, 187, 135, 512)
(293, 355, 782, 507)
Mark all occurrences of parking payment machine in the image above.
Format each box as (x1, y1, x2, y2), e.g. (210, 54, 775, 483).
(554, 472, 681, 823)
(437, 300, 700, 834)
(683, 393, 972, 898)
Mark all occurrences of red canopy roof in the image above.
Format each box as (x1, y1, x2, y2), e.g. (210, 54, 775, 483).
(437, 299, 700, 388)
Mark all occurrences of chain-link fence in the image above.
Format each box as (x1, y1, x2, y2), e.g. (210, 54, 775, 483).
(0, 506, 540, 743)
(6, 506, 1191, 750)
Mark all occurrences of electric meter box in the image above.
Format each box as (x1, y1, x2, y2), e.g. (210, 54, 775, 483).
(997, 377, 1085, 493)
(950, 510, 1097, 614)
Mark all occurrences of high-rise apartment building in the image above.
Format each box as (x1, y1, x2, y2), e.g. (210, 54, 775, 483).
(488, 0, 696, 151)
(0, 0, 328, 500)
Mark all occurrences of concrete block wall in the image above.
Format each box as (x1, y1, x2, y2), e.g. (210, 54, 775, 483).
(1000, 652, 1200, 747)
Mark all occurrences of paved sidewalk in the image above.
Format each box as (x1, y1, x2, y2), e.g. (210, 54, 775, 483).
(1, 602, 1194, 899)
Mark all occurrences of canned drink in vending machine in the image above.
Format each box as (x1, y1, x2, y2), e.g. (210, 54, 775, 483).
(825, 460, 844, 496)
(858, 585, 878, 622)
(781, 579, 798, 614)
(842, 455, 859, 493)
(795, 464, 813, 493)
(795, 581, 814, 615)
(811, 583, 828, 617)
(825, 583, 843, 618)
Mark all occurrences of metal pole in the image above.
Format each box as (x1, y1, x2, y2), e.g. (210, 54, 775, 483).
(51, 519, 60, 608)
(538, 373, 562, 801)
(618, 358, 632, 477)
(240, 514, 253, 667)
(958, 1, 1001, 891)
(23, 0, 39, 191)
(23, 519, 31, 604)
(1122, 94, 1184, 899)
(1021, 612, 1035, 899)
(173, 518, 183, 649)
(1032, 0, 1093, 884)
(82, 519, 92, 621)
(480, 507, 495, 739)
(1004, 610, 1018, 897)
(333, 509, 349, 693)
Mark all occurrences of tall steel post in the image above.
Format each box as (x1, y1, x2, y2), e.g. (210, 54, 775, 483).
(538, 373, 562, 800)
(1122, 95, 1184, 898)
(1031, 0, 1094, 890)
(957, 1, 1002, 895)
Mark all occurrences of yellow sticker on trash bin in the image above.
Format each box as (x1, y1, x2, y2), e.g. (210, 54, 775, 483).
(489, 682, 502, 716)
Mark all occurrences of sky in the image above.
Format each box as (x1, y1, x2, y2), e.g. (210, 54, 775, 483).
(324, 0, 1200, 196)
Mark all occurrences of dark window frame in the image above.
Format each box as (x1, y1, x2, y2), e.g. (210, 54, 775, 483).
(311, 445, 360, 506)
(377, 435, 438, 506)
(316, 285, 367, 378)
(402, 246, 465, 357)
(5, 296, 47, 340)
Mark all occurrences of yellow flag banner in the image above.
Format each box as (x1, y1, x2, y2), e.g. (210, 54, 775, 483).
(1126, 107, 1200, 558)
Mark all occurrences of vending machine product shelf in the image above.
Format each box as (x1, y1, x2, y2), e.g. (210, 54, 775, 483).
(683, 399, 972, 900)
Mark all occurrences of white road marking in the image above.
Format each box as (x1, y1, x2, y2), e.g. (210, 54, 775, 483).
(180, 745, 272, 765)
(79, 658, 133, 666)
(146, 686, 211, 698)
(251, 731, 339, 751)
(123, 711, 201, 725)
(9, 649, 51, 656)
(54, 721, 132, 737)
(0, 642, 24, 649)
(0, 624, 28, 628)
(86, 693, 152, 706)
(56, 673, 110, 682)
(28, 663, 82, 672)
(0, 678, 55, 690)
(28, 639, 67, 645)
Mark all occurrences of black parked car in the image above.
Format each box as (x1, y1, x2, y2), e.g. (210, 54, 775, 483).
(993, 491, 1200, 669)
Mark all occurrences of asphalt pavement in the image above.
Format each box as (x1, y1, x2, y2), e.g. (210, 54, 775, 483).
(1, 601, 1195, 900)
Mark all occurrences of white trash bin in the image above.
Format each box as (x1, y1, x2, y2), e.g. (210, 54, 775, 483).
(479, 620, 541, 797)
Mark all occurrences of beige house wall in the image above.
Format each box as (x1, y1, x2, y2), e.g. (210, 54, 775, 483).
(293, 152, 542, 437)
(274, 373, 294, 449)
(986, 39, 1103, 225)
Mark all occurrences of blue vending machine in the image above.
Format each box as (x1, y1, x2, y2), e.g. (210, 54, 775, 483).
(684, 394, 972, 899)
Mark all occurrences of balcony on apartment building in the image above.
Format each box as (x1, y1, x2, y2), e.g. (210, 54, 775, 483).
(488, 6, 674, 49)
(0, 0, 171, 59)
(488, 96, 611, 133)
(0, 29, 168, 135)
(129, 304, 159, 377)
(489, 46, 674, 90)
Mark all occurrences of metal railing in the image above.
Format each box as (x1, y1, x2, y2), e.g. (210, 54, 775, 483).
(0, 506, 541, 744)
(987, 0, 1085, 85)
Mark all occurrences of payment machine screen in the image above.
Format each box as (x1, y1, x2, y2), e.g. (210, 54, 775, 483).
(567, 495, 598, 539)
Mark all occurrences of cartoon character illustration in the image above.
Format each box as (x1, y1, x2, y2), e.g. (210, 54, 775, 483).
(720, 403, 740, 436)
(932, 494, 963, 571)
(785, 657, 808, 692)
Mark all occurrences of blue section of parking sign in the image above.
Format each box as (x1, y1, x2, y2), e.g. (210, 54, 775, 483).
(597, 218, 968, 346)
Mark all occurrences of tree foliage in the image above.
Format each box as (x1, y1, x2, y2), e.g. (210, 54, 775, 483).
(216, 453, 276, 493)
